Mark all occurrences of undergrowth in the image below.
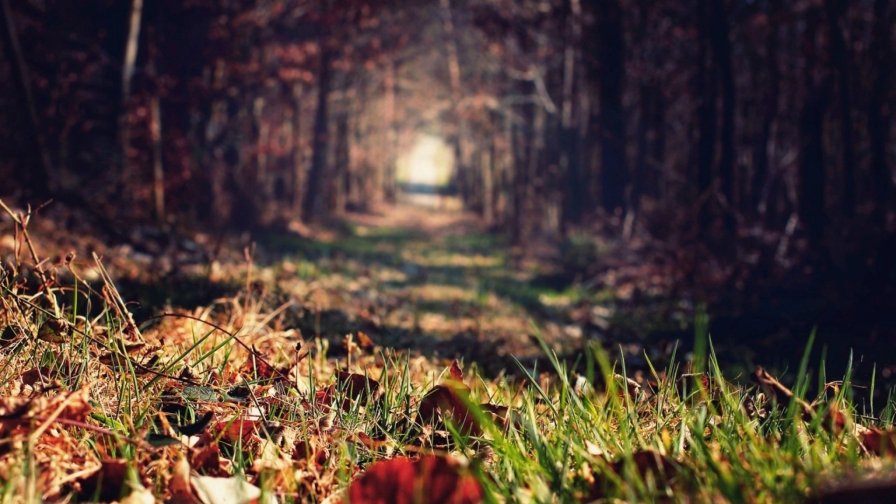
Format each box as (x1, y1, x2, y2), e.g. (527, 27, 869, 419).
(1, 203, 896, 503)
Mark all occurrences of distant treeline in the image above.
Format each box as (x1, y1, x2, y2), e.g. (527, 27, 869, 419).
(0, 1, 893, 271)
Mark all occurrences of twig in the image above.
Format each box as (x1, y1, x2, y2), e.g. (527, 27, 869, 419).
(92, 252, 143, 342)
(145, 312, 306, 387)
(28, 416, 160, 452)
(0, 284, 202, 387)
(0, 198, 60, 315)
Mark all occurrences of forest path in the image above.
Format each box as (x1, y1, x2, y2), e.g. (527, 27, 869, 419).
(258, 201, 581, 370)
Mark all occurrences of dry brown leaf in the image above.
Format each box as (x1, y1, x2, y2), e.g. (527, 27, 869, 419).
(418, 382, 479, 436)
(191, 475, 272, 504)
(215, 417, 260, 444)
(169, 457, 199, 504)
(36, 318, 68, 344)
(417, 361, 507, 438)
(76, 459, 131, 502)
(860, 427, 896, 457)
(355, 330, 375, 350)
(337, 371, 380, 403)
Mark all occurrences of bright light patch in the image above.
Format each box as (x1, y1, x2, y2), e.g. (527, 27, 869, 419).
(396, 134, 454, 187)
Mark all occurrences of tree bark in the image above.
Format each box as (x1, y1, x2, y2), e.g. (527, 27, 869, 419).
(824, 0, 856, 216)
(868, 0, 892, 222)
(799, 8, 828, 251)
(561, 0, 584, 226)
(289, 85, 304, 213)
(753, 0, 781, 217)
(120, 0, 144, 189)
(695, 0, 716, 234)
(597, 0, 627, 215)
(148, 34, 164, 223)
(438, 0, 471, 206)
(303, 47, 332, 222)
(710, 0, 736, 234)
(1, 0, 52, 194)
(383, 59, 399, 203)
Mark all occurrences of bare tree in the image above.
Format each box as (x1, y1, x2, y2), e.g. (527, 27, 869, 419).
(1, 0, 52, 193)
(120, 0, 144, 188)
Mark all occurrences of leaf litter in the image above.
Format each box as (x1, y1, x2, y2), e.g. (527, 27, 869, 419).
(1, 201, 896, 502)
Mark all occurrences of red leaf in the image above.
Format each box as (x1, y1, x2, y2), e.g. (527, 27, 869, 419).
(861, 428, 896, 457)
(355, 330, 375, 350)
(347, 455, 482, 504)
(77, 459, 130, 502)
(315, 385, 336, 408)
(214, 418, 258, 444)
(418, 383, 479, 436)
(448, 360, 464, 382)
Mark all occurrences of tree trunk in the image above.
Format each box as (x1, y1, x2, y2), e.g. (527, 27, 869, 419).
(710, 0, 736, 234)
(120, 0, 144, 189)
(799, 8, 828, 251)
(303, 47, 332, 222)
(439, 0, 471, 205)
(695, 0, 716, 234)
(868, 0, 892, 222)
(597, 0, 627, 215)
(383, 59, 399, 203)
(753, 0, 781, 217)
(1, 0, 52, 194)
(289, 85, 304, 214)
(334, 107, 349, 216)
(561, 0, 584, 226)
(148, 32, 164, 223)
(824, 0, 856, 216)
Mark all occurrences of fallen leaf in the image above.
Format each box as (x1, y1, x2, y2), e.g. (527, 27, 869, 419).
(169, 457, 198, 504)
(337, 371, 380, 403)
(37, 318, 68, 343)
(191, 475, 270, 504)
(215, 417, 259, 444)
(191, 439, 227, 475)
(356, 330, 375, 350)
(418, 382, 479, 436)
(241, 351, 289, 382)
(589, 450, 683, 500)
(315, 385, 336, 408)
(77, 459, 131, 502)
(448, 359, 464, 381)
(860, 427, 896, 457)
(346, 455, 482, 504)
(0, 387, 91, 435)
(21, 366, 54, 386)
(417, 361, 483, 436)
(480, 403, 510, 429)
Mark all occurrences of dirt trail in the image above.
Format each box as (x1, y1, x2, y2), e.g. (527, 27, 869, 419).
(265, 201, 571, 369)
(344, 199, 484, 239)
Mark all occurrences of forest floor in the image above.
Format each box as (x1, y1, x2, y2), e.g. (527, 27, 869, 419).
(1, 198, 896, 502)
(248, 201, 606, 371)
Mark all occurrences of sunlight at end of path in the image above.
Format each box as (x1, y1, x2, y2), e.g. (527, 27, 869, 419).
(396, 134, 454, 187)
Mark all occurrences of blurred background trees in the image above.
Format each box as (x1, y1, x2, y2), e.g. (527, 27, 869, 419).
(1, 0, 894, 332)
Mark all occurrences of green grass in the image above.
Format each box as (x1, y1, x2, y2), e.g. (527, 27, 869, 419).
(1, 206, 895, 503)
(2, 258, 895, 503)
